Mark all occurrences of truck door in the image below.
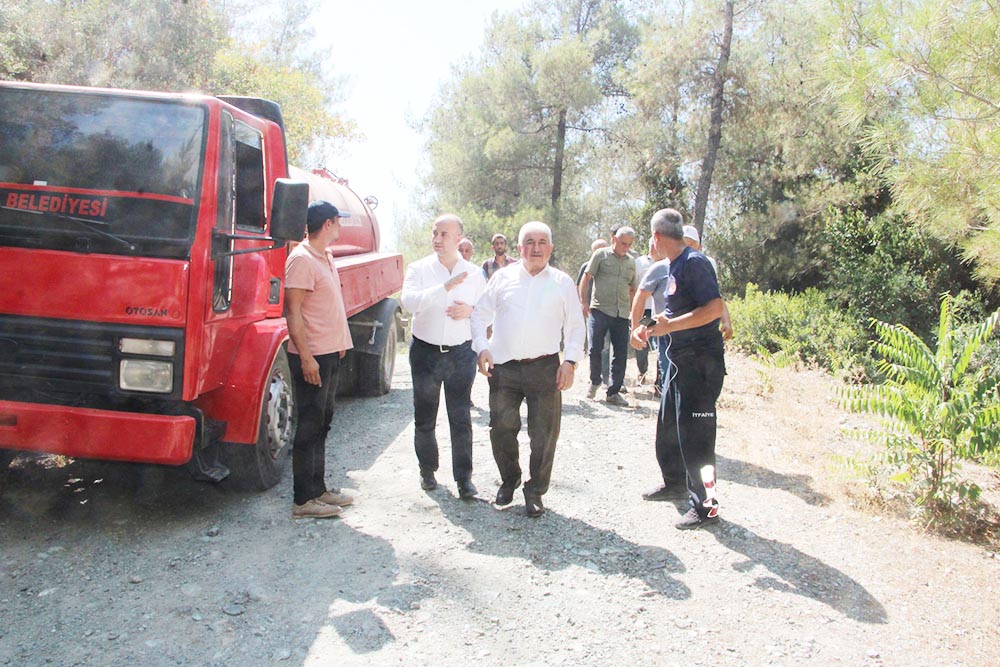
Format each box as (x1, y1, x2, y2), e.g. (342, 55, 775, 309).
(201, 112, 270, 391)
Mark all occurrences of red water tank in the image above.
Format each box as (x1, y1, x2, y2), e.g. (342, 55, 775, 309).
(288, 166, 380, 257)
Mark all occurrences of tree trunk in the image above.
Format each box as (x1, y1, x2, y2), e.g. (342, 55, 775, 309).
(692, 0, 733, 235)
(551, 107, 567, 211)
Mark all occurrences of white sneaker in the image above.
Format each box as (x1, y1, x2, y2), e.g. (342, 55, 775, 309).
(586, 384, 600, 399)
(605, 392, 629, 407)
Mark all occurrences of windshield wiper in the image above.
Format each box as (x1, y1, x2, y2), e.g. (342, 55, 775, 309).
(1, 206, 136, 251)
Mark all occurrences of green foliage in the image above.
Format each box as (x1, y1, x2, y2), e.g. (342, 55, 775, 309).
(642, 0, 884, 299)
(821, 0, 1000, 285)
(820, 208, 986, 341)
(840, 294, 1000, 519)
(423, 0, 639, 237)
(726, 284, 868, 375)
(15, 0, 227, 89)
(0, 0, 353, 166)
(207, 43, 357, 164)
(0, 1, 35, 80)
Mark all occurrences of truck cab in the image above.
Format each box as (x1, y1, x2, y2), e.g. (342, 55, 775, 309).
(0, 82, 402, 489)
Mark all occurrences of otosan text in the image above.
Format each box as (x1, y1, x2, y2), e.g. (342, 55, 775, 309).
(125, 306, 169, 317)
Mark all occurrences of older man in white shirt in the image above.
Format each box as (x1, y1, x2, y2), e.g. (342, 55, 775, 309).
(401, 214, 487, 498)
(471, 221, 585, 517)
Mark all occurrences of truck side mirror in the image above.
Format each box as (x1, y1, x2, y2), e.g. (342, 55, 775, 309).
(270, 179, 310, 243)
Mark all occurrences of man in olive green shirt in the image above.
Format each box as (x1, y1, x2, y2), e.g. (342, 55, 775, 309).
(578, 226, 637, 406)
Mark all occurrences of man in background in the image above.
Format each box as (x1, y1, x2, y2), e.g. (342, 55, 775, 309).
(458, 238, 475, 262)
(577, 238, 610, 385)
(481, 233, 516, 280)
(579, 226, 637, 406)
(683, 225, 733, 340)
(632, 238, 658, 387)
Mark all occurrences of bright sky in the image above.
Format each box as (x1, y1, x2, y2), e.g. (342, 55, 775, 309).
(314, 0, 528, 251)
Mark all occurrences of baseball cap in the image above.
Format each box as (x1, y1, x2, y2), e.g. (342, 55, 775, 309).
(682, 225, 700, 245)
(306, 200, 350, 231)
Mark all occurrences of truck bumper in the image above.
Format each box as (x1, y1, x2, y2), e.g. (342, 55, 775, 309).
(0, 400, 195, 465)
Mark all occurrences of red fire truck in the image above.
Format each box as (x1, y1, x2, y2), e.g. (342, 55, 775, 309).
(0, 81, 403, 490)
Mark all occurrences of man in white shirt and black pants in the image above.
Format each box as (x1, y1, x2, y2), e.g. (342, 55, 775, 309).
(401, 214, 487, 498)
(471, 221, 586, 517)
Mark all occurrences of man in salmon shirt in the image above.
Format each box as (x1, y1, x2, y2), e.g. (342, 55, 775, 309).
(284, 200, 356, 519)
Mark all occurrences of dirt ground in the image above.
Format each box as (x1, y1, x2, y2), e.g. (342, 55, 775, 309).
(1, 348, 999, 667)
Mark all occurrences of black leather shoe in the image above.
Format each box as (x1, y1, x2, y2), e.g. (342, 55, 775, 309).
(457, 479, 478, 499)
(420, 470, 437, 491)
(494, 478, 520, 506)
(524, 491, 544, 518)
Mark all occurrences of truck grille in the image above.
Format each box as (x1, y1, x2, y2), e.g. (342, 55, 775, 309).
(0, 314, 184, 403)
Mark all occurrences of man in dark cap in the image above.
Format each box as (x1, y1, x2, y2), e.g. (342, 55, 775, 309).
(284, 200, 356, 519)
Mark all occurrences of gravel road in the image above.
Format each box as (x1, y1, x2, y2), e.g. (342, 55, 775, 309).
(2, 347, 998, 667)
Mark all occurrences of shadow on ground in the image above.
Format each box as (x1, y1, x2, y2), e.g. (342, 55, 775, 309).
(717, 454, 831, 507)
(712, 521, 887, 624)
(431, 493, 690, 599)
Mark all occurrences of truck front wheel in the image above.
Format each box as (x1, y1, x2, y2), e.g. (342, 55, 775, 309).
(227, 348, 296, 490)
(356, 313, 398, 397)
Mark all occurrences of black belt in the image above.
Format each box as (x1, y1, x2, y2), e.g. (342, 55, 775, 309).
(414, 336, 471, 353)
(509, 353, 559, 365)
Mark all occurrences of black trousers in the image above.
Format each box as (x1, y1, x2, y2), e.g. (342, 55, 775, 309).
(659, 345, 726, 514)
(288, 352, 340, 506)
(635, 308, 652, 376)
(410, 337, 477, 482)
(654, 399, 688, 487)
(488, 354, 561, 497)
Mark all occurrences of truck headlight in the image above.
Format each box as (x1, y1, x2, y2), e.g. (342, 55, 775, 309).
(119, 360, 174, 393)
(120, 338, 176, 356)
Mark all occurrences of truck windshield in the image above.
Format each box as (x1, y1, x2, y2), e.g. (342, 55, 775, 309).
(0, 88, 205, 259)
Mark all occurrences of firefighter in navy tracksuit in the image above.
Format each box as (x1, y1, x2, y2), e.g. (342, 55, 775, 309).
(638, 208, 726, 529)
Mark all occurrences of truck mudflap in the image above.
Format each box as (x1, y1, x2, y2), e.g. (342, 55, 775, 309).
(0, 399, 196, 465)
(339, 298, 401, 397)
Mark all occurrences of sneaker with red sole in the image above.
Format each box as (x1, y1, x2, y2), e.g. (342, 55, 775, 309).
(675, 505, 719, 530)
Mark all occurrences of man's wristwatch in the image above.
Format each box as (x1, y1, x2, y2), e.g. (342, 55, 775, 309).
(566, 360, 577, 368)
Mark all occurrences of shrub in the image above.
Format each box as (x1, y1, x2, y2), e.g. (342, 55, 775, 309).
(727, 284, 868, 375)
(839, 294, 1000, 520)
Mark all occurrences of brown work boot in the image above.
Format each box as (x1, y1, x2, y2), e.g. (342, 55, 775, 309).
(317, 489, 354, 507)
(292, 499, 342, 519)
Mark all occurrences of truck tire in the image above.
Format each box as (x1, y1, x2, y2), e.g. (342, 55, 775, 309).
(356, 314, 398, 397)
(226, 348, 296, 490)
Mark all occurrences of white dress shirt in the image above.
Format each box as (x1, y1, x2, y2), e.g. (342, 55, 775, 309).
(471, 263, 585, 366)
(401, 254, 487, 346)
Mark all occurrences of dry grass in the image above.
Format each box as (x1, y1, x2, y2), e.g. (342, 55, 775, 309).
(720, 351, 1000, 548)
